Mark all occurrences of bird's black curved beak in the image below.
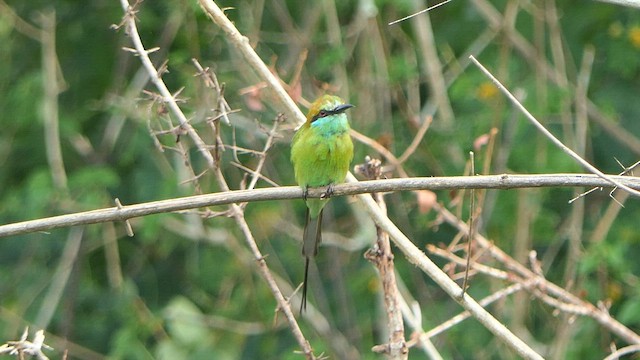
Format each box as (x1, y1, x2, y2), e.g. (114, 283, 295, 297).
(334, 103, 355, 113)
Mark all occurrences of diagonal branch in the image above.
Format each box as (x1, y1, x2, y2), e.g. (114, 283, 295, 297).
(347, 174, 544, 360)
(433, 202, 640, 345)
(470, 55, 640, 198)
(198, 0, 306, 126)
(116, 0, 217, 169)
(116, 1, 314, 357)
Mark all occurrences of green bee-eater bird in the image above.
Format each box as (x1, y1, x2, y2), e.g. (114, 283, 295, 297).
(291, 94, 354, 312)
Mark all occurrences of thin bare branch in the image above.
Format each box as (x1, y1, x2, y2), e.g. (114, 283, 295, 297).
(363, 159, 407, 359)
(118, 1, 314, 357)
(461, 151, 476, 295)
(35, 228, 83, 329)
(433, 202, 640, 345)
(595, 0, 640, 7)
(603, 344, 640, 360)
(397, 116, 432, 164)
(2, 174, 640, 238)
(40, 11, 68, 191)
(347, 174, 544, 360)
(423, 281, 533, 338)
(117, 0, 217, 169)
(469, 55, 640, 198)
(246, 117, 282, 190)
(350, 129, 410, 177)
(411, 0, 455, 128)
(388, 0, 454, 25)
(198, 0, 306, 126)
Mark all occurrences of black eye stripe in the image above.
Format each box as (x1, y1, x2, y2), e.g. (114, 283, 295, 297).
(312, 108, 339, 122)
(312, 109, 331, 122)
(310, 103, 353, 123)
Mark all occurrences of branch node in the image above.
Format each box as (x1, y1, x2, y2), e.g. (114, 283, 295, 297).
(371, 341, 408, 355)
(115, 198, 134, 237)
(0, 327, 53, 359)
(354, 155, 383, 180)
(363, 247, 383, 264)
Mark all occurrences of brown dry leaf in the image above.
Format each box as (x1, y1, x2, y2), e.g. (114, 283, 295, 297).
(473, 133, 491, 151)
(241, 84, 264, 111)
(416, 190, 437, 213)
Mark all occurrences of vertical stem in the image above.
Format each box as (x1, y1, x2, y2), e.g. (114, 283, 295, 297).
(41, 11, 67, 190)
(375, 193, 408, 359)
(410, 0, 455, 129)
(364, 160, 407, 359)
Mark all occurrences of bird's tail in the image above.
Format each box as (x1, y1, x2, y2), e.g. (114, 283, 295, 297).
(302, 207, 323, 257)
(301, 207, 323, 313)
(301, 257, 310, 314)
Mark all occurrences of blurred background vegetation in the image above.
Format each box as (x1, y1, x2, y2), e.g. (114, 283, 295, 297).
(1, 0, 640, 358)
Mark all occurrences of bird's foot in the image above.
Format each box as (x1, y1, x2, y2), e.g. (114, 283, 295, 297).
(302, 187, 309, 201)
(320, 184, 334, 199)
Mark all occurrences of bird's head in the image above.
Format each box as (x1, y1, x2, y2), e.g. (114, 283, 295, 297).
(306, 95, 354, 124)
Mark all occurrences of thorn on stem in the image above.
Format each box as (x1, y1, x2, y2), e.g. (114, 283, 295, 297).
(115, 198, 134, 237)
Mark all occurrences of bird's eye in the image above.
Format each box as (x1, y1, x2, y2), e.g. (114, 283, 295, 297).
(317, 110, 328, 117)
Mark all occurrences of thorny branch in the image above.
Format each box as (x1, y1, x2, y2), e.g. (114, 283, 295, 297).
(0, 328, 52, 360)
(360, 158, 408, 359)
(3, 0, 637, 358)
(2, 174, 639, 238)
(431, 202, 640, 345)
(116, 0, 315, 358)
(470, 55, 640, 199)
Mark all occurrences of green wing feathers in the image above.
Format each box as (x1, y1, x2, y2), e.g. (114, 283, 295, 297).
(291, 129, 353, 190)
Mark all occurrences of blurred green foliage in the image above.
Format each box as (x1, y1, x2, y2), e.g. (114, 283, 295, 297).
(1, 0, 640, 359)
